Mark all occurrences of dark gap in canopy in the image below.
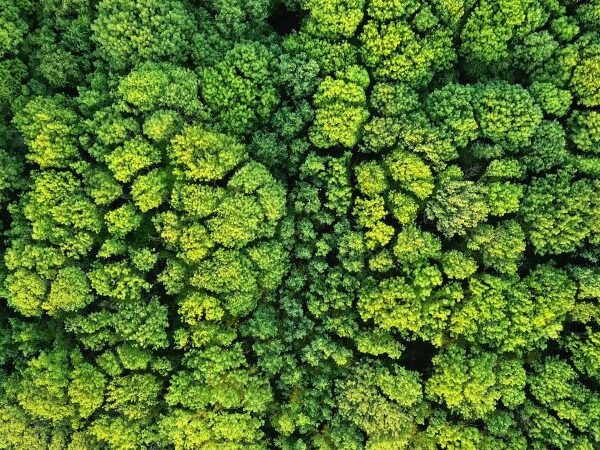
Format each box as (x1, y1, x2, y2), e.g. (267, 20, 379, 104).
(400, 338, 437, 378)
(268, 2, 303, 36)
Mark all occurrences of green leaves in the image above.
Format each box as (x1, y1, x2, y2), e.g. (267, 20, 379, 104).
(310, 67, 370, 148)
(426, 346, 526, 420)
(131, 169, 170, 212)
(0, 0, 27, 58)
(200, 42, 279, 135)
(393, 225, 441, 268)
(337, 362, 424, 447)
(386, 149, 435, 200)
(467, 220, 526, 274)
(93, 0, 195, 70)
(169, 126, 246, 181)
(472, 81, 543, 149)
(106, 138, 162, 183)
(105, 204, 141, 237)
(303, 0, 365, 39)
(2, 1, 600, 448)
(4, 269, 47, 317)
(46, 266, 93, 315)
(118, 62, 202, 116)
(522, 171, 600, 255)
(88, 262, 150, 302)
(570, 111, 600, 154)
(426, 179, 489, 238)
(22, 171, 103, 256)
(208, 165, 285, 248)
(451, 265, 576, 352)
(460, 0, 550, 73)
(572, 43, 600, 107)
(14, 96, 80, 168)
(360, 19, 454, 87)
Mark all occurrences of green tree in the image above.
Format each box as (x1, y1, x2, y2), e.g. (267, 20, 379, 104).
(310, 66, 370, 148)
(14, 96, 80, 168)
(92, 0, 195, 70)
(521, 171, 600, 255)
(426, 345, 526, 420)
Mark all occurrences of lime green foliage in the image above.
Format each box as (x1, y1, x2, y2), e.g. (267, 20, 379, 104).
(521, 357, 600, 448)
(451, 265, 576, 352)
(2, 0, 600, 448)
(105, 137, 162, 183)
(572, 35, 600, 107)
(118, 62, 203, 116)
(46, 266, 93, 315)
(530, 81, 572, 117)
(310, 66, 370, 148)
(14, 96, 80, 168)
(303, 0, 365, 39)
(337, 362, 425, 447)
(472, 81, 543, 149)
(169, 126, 247, 181)
(467, 220, 526, 274)
(427, 346, 526, 419)
(570, 111, 600, 154)
(426, 84, 478, 148)
(461, 0, 551, 74)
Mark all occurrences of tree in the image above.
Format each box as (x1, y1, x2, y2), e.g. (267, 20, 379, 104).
(571, 33, 600, 107)
(466, 220, 525, 274)
(310, 66, 370, 148)
(46, 266, 93, 315)
(303, 0, 365, 39)
(472, 81, 543, 150)
(521, 171, 600, 255)
(13, 96, 80, 168)
(523, 120, 569, 173)
(118, 62, 203, 116)
(425, 83, 478, 148)
(92, 0, 195, 71)
(460, 0, 550, 75)
(426, 179, 489, 238)
(426, 345, 526, 420)
(569, 111, 600, 154)
(336, 362, 425, 448)
(359, 19, 455, 88)
(200, 42, 279, 135)
(450, 265, 576, 352)
(0, 0, 27, 58)
(168, 126, 246, 181)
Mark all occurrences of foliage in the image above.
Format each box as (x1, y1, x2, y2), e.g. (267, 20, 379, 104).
(1, 0, 600, 448)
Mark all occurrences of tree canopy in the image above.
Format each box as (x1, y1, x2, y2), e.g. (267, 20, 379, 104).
(1, 0, 600, 448)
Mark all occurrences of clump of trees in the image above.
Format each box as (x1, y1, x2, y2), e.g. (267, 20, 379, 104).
(1, 0, 600, 448)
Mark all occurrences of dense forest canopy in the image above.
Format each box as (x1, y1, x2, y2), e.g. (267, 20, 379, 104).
(1, 0, 600, 448)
